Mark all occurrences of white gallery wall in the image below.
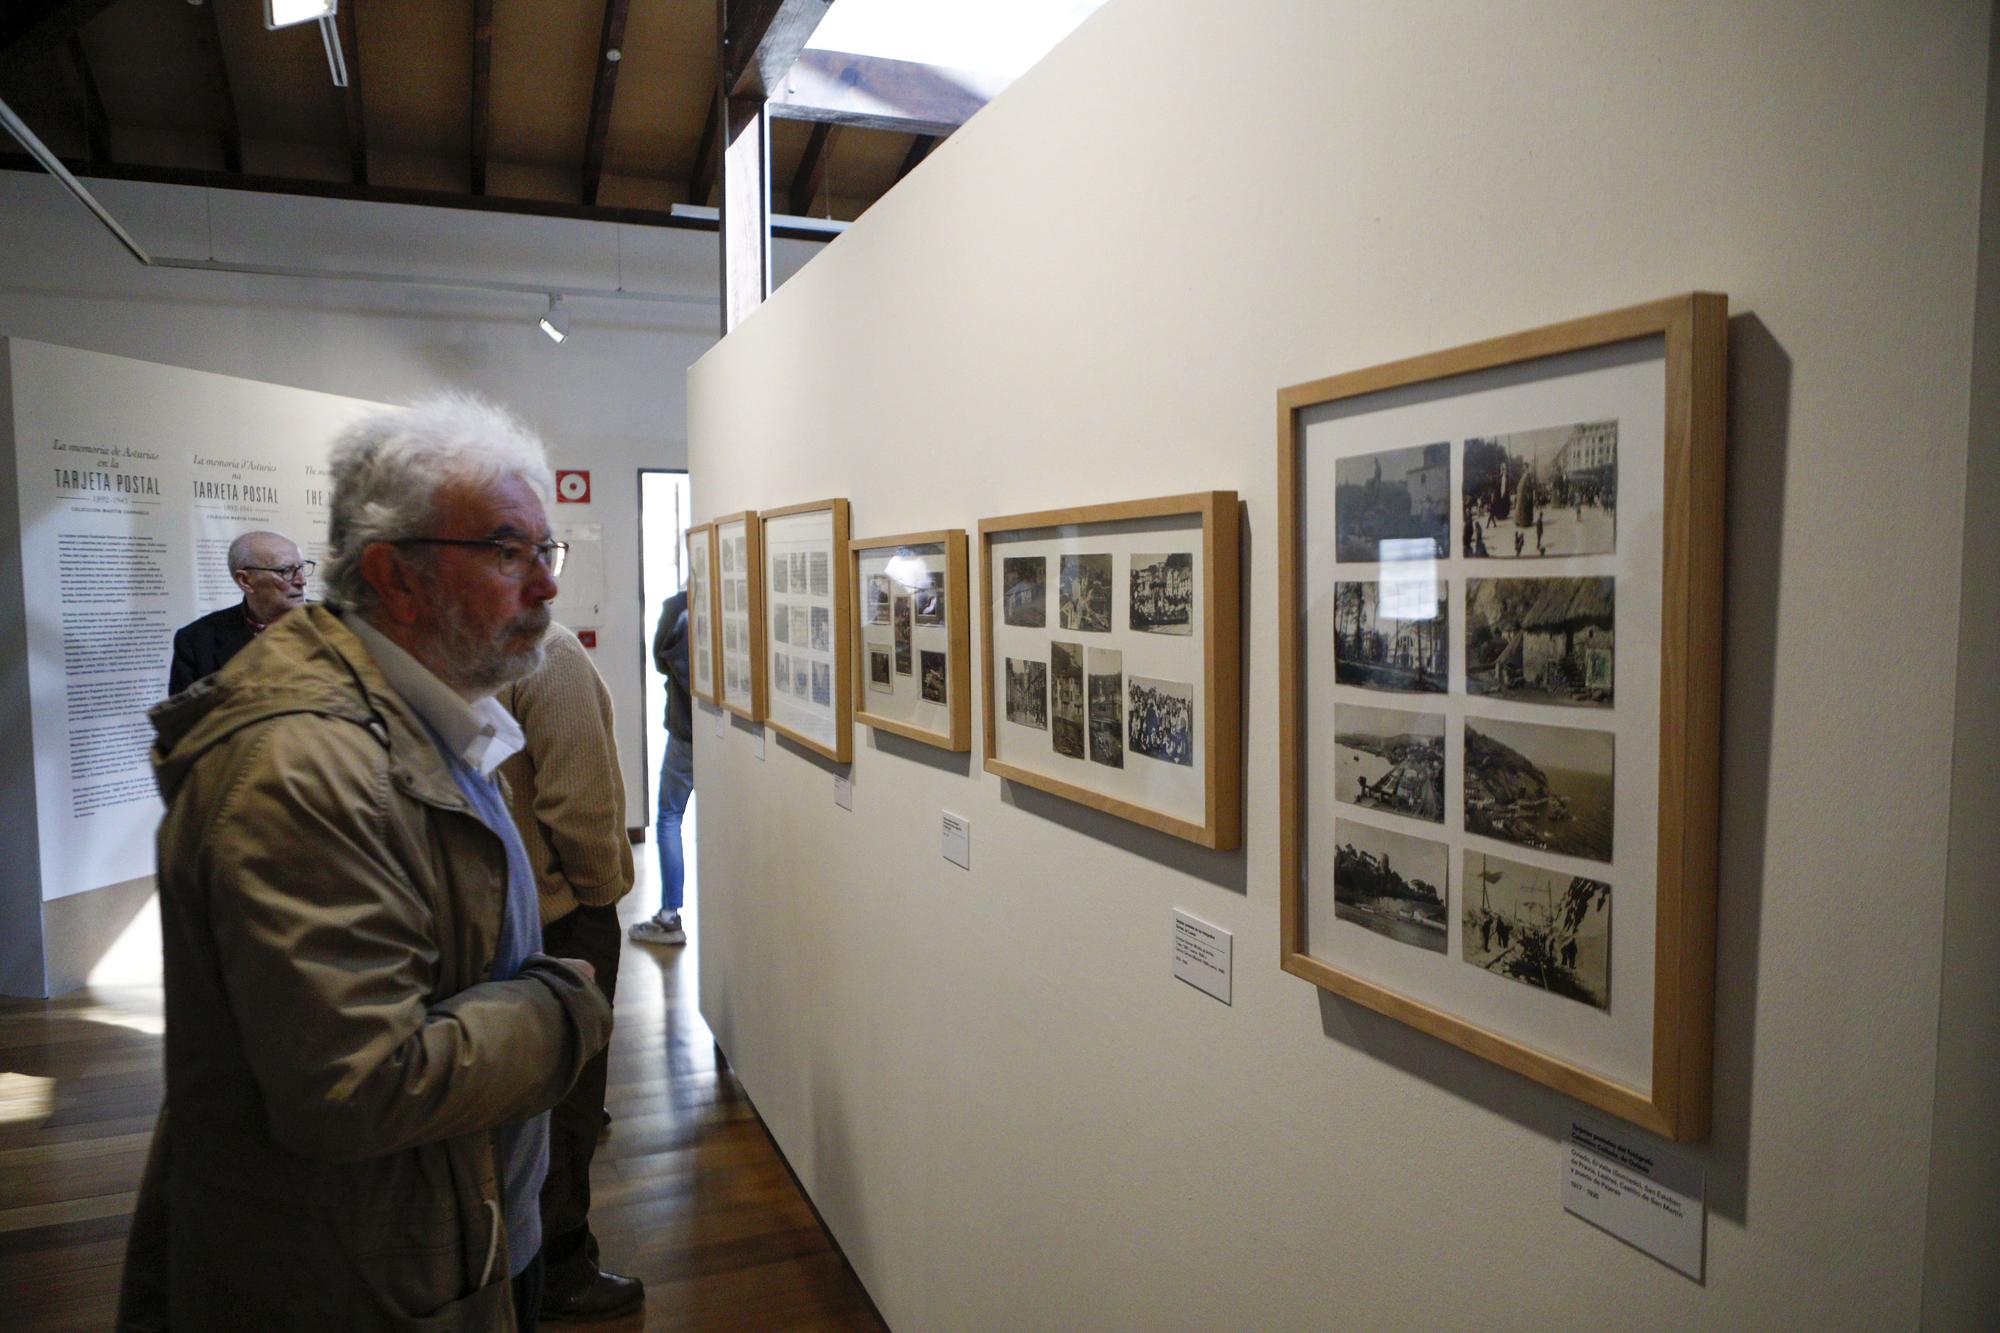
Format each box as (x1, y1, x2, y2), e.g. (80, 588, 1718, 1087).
(0, 170, 824, 992)
(687, 1, 1996, 1328)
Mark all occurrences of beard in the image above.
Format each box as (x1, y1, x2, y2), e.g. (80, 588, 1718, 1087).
(434, 601, 552, 696)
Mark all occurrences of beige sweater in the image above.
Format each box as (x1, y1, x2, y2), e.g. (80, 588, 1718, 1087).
(499, 623, 635, 926)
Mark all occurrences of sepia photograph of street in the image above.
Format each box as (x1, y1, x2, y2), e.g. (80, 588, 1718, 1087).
(789, 604, 810, 646)
(1466, 577, 1614, 706)
(1335, 442, 1450, 562)
(1050, 640, 1085, 757)
(1087, 646, 1124, 768)
(1127, 675, 1194, 766)
(1463, 849, 1610, 1009)
(807, 660, 829, 707)
(725, 660, 739, 695)
(1333, 579, 1448, 693)
(793, 657, 809, 697)
(774, 651, 791, 694)
(1464, 717, 1614, 862)
(1006, 656, 1048, 728)
(808, 550, 831, 596)
(914, 570, 946, 625)
(771, 554, 788, 595)
(868, 646, 893, 693)
(732, 536, 746, 570)
(790, 552, 808, 590)
(1332, 818, 1448, 953)
(866, 572, 894, 624)
(723, 578, 736, 613)
(1129, 551, 1193, 634)
(1334, 703, 1444, 822)
(721, 535, 736, 574)
(1004, 556, 1047, 626)
(921, 650, 947, 704)
(1059, 553, 1114, 632)
(892, 595, 912, 672)
(1462, 418, 1617, 558)
(810, 605, 832, 653)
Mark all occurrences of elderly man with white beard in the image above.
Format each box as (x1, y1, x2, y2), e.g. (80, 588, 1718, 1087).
(119, 394, 611, 1333)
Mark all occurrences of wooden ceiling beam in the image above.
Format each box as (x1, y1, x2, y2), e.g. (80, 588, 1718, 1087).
(188, 0, 243, 174)
(895, 133, 935, 183)
(722, 0, 830, 100)
(0, 0, 121, 78)
(65, 34, 109, 166)
(0, 153, 837, 241)
(687, 91, 720, 206)
(579, 0, 631, 206)
(470, 0, 493, 194)
(335, 0, 366, 185)
(768, 50, 990, 136)
(786, 120, 834, 215)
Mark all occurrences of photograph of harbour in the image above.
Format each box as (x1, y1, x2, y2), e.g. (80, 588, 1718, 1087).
(1335, 442, 1450, 562)
(1463, 717, 1614, 862)
(1332, 818, 1448, 953)
(1462, 419, 1617, 558)
(1465, 577, 1614, 707)
(1087, 647, 1124, 768)
(1334, 703, 1444, 822)
(1463, 849, 1610, 1009)
(869, 647, 893, 693)
(1333, 579, 1447, 693)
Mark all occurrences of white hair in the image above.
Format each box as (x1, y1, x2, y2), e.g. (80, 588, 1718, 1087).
(321, 393, 554, 612)
(226, 530, 293, 574)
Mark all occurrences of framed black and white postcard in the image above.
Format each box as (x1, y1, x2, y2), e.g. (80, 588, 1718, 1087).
(849, 529, 969, 752)
(1278, 294, 1726, 1141)
(760, 498, 852, 762)
(979, 492, 1241, 849)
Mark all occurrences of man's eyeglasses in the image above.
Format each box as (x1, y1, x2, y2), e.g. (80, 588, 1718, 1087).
(241, 561, 316, 582)
(393, 537, 569, 579)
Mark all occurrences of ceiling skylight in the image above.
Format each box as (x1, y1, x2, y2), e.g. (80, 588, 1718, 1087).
(805, 0, 1108, 80)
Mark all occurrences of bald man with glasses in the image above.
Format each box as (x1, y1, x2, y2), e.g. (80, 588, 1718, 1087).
(167, 530, 313, 695)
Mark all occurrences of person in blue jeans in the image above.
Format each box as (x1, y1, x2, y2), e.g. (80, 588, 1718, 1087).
(632, 589, 692, 945)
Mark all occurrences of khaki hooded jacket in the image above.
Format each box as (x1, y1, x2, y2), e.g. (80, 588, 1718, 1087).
(116, 605, 613, 1332)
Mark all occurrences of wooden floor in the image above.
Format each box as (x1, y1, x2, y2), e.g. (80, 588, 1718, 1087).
(0, 887, 884, 1332)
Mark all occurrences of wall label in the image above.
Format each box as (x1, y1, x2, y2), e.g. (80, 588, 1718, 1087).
(941, 811, 970, 869)
(1563, 1118, 1705, 1280)
(1172, 910, 1232, 1004)
(834, 773, 853, 810)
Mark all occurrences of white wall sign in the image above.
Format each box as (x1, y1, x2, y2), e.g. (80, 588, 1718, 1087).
(941, 811, 970, 869)
(5, 339, 380, 903)
(834, 773, 854, 809)
(1563, 1117, 1705, 1280)
(1172, 910, 1232, 1005)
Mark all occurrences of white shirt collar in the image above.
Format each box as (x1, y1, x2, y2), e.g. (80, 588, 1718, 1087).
(341, 610, 525, 776)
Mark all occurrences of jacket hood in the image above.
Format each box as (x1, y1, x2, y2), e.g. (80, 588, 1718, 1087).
(151, 605, 397, 806)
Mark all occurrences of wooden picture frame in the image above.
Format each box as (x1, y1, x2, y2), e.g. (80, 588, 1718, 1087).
(848, 529, 971, 752)
(685, 521, 721, 707)
(758, 498, 853, 763)
(713, 510, 765, 721)
(978, 492, 1241, 849)
(1277, 293, 1725, 1141)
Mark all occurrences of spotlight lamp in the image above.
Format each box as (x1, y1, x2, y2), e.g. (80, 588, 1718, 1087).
(539, 294, 571, 344)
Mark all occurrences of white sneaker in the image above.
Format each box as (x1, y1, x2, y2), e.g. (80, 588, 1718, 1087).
(629, 912, 686, 945)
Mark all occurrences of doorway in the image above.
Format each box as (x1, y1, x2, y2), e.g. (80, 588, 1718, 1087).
(637, 468, 694, 915)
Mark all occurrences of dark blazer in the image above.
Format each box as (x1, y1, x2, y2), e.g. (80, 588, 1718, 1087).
(652, 591, 691, 742)
(167, 603, 259, 696)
